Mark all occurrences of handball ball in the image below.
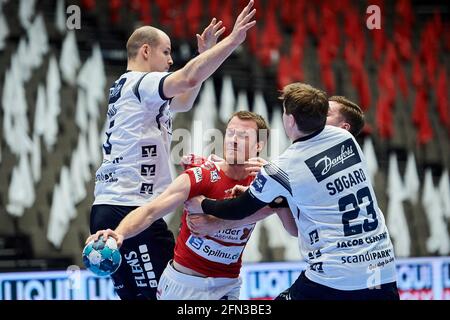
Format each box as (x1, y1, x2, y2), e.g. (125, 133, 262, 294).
(82, 236, 122, 276)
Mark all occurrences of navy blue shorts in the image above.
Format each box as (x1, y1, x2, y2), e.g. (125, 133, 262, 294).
(275, 271, 400, 300)
(90, 204, 175, 300)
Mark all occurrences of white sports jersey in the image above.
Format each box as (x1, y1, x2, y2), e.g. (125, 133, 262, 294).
(94, 71, 174, 206)
(249, 125, 396, 290)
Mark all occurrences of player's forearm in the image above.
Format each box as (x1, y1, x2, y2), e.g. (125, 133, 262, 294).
(170, 84, 202, 112)
(180, 37, 237, 88)
(116, 175, 190, 239)
(220, 207, 274, 229)
(115, 206, 157, 240)
(201, 189, 267, 220)
(275, 208, 298, 237)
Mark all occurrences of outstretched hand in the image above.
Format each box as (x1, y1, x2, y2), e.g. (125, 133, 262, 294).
(228, 0, 256, 46)
(197, 18, 226, 53)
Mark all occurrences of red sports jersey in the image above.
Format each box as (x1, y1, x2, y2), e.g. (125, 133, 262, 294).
(174, 162, 255, 278)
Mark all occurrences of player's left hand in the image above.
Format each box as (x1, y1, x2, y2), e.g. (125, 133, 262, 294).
(185, 195, 206, 214)
(225, 184, 249, 197)
(244, 157, 268, 176)
(186, 214, 220, 237)
(180, 154, 206, 170)
(197, 18, 226, 53)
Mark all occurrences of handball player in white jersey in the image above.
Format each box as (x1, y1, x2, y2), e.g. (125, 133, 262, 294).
(186, 95, 366, 236)
(88, 1, 257, 300)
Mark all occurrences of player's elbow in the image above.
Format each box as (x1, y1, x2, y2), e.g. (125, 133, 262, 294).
(287, 227, 298, 237)
(181, 62, 204, 89)
(284, 223, 298, 237)
(184, 74, 201, 89)
(164, 70, 200, 97)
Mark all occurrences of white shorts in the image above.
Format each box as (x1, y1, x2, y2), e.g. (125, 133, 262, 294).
(156, 261, 242, 300)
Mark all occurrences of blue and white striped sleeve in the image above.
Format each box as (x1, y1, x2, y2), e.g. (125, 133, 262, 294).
(249, 162, 292, 203)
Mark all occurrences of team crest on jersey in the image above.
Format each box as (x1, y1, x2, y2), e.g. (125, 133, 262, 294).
(140, 183, 154, 194)
(309, 229, 320, 245)
(210, 170, 220, 183)
(252, 172, 267, 193)
(192, 167, 203, 183)
(141, 164, 156, 176)
(142, 145, 157, 157)
(305, 138, 362, 182)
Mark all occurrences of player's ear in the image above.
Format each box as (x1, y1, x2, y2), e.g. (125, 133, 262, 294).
(256, 140, 265, 153)
(341, 122, 351, 132)
(288, 114, 296, 129)
(141, 44, 150, 59)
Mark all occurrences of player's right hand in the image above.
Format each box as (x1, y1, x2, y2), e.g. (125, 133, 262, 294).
(85, 229, 124, 248)
(244, 157, 268, 176)
(186, 214, 219, 237)
(225, 184, 249, 197)
(184, 195, 206, 214)
(228, 0, 256, 46)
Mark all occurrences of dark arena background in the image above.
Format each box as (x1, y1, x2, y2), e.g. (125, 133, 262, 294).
(0, 0, 449, 301)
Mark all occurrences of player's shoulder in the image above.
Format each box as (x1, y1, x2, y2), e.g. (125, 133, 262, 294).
(180, 154, 221, 171)
(323, 125, 354, 141)
(268, 146, 296, 172)
(120, 70, 170, 85)
(184, 163, 219, 184)
(261, 155, 291, 186)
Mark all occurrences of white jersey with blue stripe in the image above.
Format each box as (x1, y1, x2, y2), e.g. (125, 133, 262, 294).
(249, 125, 397, 290)
(94, 71, 174, 206)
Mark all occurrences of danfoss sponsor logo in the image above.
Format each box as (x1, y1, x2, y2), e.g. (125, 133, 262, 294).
(396, 263, 433, 300)
(315, 145, 355, 176)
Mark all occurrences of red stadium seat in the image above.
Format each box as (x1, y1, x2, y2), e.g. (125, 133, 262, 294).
(376, 96, 394, 139)
(109, 0, 122, 24)
(81, 0, 96, 11)
(138, 0, 152, 25)
(397, 64, 409, 100)
(277, 55, 292, 89)
(186, 0, 202, 36)
(436, 70, 449, 128)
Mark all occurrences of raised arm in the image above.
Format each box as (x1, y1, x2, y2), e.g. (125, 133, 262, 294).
(86, 174, 191, 247)
(162, 0, 256, 99)
(170, 18, 225, 112)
